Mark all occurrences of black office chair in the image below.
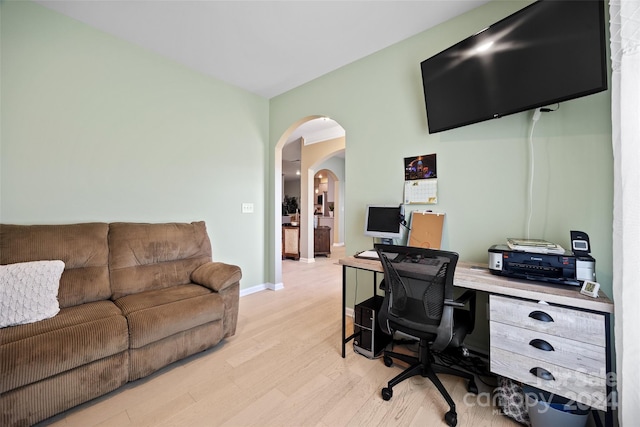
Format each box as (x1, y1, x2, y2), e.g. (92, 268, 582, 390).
(376, 245, 478, 427)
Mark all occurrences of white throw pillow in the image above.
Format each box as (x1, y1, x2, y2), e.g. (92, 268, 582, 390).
(0, 260, 65, 328)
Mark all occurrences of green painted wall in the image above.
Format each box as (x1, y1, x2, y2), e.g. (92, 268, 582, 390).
(269, 1, 612, 350)
(2, 0, 613, 335)
(1, 1, 269, 288)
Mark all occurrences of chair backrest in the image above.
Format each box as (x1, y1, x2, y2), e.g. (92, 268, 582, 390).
(376, 245, 458, 344)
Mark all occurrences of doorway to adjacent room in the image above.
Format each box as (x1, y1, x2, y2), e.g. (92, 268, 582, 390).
(274, 116, 346, 290)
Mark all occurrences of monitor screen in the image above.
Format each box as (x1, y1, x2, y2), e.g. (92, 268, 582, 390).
(364, 205, 403, 240)
(420, 0, 607, 133)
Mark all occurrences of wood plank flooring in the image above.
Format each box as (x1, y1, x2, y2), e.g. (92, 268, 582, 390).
(37, 247, 518, 427)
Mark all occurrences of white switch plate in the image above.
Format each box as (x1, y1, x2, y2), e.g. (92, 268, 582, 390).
(241, 203, 254, 214)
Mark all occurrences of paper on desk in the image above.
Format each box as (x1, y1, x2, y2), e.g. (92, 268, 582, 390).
(506, 238, 565, 254)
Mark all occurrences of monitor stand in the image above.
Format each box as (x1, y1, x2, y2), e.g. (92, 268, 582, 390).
(378, 238, 393, 246)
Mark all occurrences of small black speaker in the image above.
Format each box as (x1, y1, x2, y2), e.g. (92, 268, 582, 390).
(353, 295, 391, 359)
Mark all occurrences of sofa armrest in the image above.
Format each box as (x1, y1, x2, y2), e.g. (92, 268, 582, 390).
(191, 262, 242, 292)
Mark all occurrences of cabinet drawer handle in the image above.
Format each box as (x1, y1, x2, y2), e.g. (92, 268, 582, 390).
(529, 339, 555, 352)
(529, 367, 555, 381)
(528, 310, 554, 322)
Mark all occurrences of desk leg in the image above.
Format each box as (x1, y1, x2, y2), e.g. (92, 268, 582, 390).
(342, 265, 347, 358)
(373, 271, 378, 297)
(342, 266, 381, 358)
(341, 265, 359, 358)
(605, 313, 613, 427)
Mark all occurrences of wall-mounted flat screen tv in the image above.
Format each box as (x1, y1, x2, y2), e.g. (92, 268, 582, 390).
(420, 0, 607, 134)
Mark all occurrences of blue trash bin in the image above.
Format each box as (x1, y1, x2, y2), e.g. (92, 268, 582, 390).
(523, 386, 589, 427)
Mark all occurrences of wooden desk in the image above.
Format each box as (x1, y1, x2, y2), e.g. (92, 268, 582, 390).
(339, 256, 614, 427)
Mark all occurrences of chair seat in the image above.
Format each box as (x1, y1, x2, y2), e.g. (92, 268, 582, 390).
(387, 308, 472, 347)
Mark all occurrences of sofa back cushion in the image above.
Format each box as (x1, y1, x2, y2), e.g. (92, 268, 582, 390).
(108, 221, 212, 299)
(0, 223, 111, 308)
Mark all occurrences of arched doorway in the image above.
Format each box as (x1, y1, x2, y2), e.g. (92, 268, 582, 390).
(312, 168, 343, 252)
(273, 116, 345, 289)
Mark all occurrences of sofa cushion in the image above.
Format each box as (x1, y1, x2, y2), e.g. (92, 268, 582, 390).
(0, 352, 129, 427)
(114, 284, 223, 349)
(0, 300, 128, 393)
(0, 223, 111, 308)
(128, 322, 223, 381)
(0, 260, 65, 328)
(108, 222, 213, 299)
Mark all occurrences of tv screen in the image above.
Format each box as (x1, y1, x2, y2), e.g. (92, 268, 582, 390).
(364, 205, 403, 240)
(421, 0, 607, 134)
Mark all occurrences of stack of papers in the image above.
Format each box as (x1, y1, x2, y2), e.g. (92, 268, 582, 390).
(355, 250, 379, 259)
(506, 238, 565, 254)
(354, 250, 399, 260)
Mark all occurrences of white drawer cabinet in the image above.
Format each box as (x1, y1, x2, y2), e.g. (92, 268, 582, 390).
(490, 295, 605, 346)
(489, 295, 608, 411)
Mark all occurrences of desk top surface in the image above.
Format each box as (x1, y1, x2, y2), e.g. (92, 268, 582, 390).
(339, 256, 614, 314)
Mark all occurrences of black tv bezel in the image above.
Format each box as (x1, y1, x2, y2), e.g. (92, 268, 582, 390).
(420, 0, 608, 134)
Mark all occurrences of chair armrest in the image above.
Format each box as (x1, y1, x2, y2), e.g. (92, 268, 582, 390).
(444, 299, 465, 308)
(454, 290, 476, 305)
(191, 262, 242, 292)
(445, 290, 476, 307)
(452, 290, 476, 335)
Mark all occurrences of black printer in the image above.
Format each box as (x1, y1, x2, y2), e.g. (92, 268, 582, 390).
(488, 244, 596, 286)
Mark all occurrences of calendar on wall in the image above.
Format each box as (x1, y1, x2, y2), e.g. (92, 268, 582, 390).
(404, 153, 438, 204)
(404, 179, 438, 204)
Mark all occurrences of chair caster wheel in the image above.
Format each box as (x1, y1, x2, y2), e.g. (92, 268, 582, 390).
(467, 380, 478, 394)
(383, 356, 393, 367)
(381, 387, 393, 401)
(445, 410, 457, 427)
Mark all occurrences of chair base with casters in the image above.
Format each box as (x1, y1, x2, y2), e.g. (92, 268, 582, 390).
(381, 340, 478, 427)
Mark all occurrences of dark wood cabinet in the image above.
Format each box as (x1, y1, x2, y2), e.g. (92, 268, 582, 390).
(314, 226, 331, 256)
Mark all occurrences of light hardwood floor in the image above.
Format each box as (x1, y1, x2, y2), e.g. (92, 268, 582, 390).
(38, 247, 518, 427)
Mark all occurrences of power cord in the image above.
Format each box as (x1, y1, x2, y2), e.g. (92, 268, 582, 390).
(526, 108, 541, 239)
(525, 104, 558, 238)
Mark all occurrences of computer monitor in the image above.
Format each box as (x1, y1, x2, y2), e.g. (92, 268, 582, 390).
(364, 205, 403, 243)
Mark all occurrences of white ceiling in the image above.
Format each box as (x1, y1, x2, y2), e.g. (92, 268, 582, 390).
(36, 0, 490, 99)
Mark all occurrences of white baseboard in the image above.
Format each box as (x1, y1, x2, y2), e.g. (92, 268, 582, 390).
(345, 307, 354, 318)
(299, 257, 315, 263)
(239, 282, 284, 297)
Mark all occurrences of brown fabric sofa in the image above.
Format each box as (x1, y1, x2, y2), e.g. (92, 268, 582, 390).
(0, 221, 241, 427)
